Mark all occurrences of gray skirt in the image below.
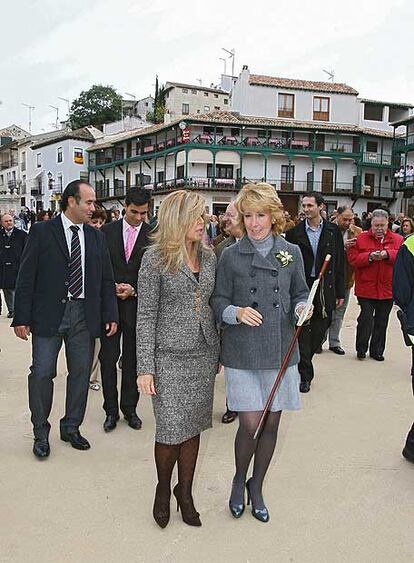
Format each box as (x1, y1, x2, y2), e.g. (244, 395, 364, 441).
(152, 335, 219, 445)
(224, 364, 301, 412)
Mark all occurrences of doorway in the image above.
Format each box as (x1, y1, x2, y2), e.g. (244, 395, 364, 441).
(321, 169, 333, 193)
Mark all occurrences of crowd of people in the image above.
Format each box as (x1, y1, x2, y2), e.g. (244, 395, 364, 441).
(1, 180, 413, 531)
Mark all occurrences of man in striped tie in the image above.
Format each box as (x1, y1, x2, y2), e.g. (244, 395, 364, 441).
(12, 181, 118, 459)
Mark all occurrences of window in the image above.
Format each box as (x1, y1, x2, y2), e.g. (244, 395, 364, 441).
(0, 175, 3, 186)
(214, 94, 219, 99)
(203, 126, 214, 134)
(204, 106, 210, 112)
(214, 106, 220, 110)
(364, 103, 383, 121)
(224, 99, 229, 105)
(366, 140, 378, 153)
(36, 153, 41, 168)
(57, 147, 63, 163)
(57, 174, 63, 191)
(281, 164, 295, 191)
(73, 147, 84, 164)
(207, 164, 233, 179)
(176, 165, 185, 179)
(21, 151, 26, 172)
(278, 93, 294, 118)
(204, 92, 209, 97)
(182, 103, 190, 115)
(191, 89, 197, 95)
(182, 88, 188, 93)
(145, 102, 148, 107)
(157, 171, 165, 183)
(258, 129, 267, 138)
(313, 97, 330, 121)
(231, 128, 240, 136)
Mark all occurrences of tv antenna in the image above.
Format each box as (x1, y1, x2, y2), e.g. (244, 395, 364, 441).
(219, 57, 227, 75)
(58, 97, 71, 118)
(22, 103, 35, 132)
(49, 105, 60, 129)
(222, 47, 235, 76)
(323, 69, 335, 82)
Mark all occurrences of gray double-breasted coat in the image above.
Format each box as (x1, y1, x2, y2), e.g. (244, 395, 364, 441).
(136, 246, 220, 444)
(210, 235, 309, 370)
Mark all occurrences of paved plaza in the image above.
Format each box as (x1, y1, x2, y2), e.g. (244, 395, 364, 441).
(0, 295, 413, 563)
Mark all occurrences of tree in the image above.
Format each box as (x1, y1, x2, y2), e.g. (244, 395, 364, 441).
(146, 76, 166, 124)
(69, 85, 123, 129)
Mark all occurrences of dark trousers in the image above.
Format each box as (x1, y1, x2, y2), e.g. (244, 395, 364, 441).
(99, 319, 138, 416)
(298, 300, 332, 384)
(28, 301, 94, 439)
(356, 298, 393, 356)
(0, 288, 15, 314)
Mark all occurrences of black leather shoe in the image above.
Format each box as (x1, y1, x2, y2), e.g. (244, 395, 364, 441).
(222, 409, 238, 424)
(315, 346, 323, 354)
(103, 414, 120, 432)
(246, 478, 269, 523)
(402, 446, 414, 463)
(299, 381, 311, 393)
(7, 312, 14, 319)
(124, 413, 142, 430)
(329, 346, 345, 355)
(33, 438, 50, 459)
(60, 431, 91, 450)
(357, 352, 366, 360)
(370, 354, 384, 361)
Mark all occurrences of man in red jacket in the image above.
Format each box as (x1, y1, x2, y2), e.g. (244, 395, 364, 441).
(348, 209, 403, 361)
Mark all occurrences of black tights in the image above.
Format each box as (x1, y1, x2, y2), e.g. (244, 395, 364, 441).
(154, 434, 200, 498)
(231, 411, 282, 509)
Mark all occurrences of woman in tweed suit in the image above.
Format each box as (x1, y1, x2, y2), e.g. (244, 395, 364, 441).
(136, 191, 219, 529)
(211, 183, 310, 523)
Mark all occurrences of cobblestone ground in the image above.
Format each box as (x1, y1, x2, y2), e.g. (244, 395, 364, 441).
(0, 295, 413, 563)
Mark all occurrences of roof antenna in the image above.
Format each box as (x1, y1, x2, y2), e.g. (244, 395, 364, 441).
(323, 69, 335, 82)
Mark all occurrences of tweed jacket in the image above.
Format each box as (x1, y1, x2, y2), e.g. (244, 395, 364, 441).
(210, 235, 309, 370)
(136, 246, 220, 375)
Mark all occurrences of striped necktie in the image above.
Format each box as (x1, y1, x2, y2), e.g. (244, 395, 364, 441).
(69, 225, 83, 297)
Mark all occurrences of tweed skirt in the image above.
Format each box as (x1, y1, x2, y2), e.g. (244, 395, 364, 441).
(224, 364, 301, 412)
(152, 334, 219, 445)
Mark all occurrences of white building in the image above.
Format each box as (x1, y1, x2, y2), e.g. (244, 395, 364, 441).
(87, 69, 413, 218)
(27, 126, 102, 211)
(164, 82, 230, 121)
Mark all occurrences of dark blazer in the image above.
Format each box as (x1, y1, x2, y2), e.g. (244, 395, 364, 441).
(12, 215, 118, 337)
(0, 227, 27, 288)
(210, 235, 309, 370)
(285, 219, 345, 311)
(101, 219, 152, 326)
(214, 235, 236, 261)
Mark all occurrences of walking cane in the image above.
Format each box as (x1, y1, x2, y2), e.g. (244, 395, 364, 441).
(253, 254, 332, 441)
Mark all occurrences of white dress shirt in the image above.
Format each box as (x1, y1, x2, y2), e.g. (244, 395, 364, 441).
(61, 212, 86, 298)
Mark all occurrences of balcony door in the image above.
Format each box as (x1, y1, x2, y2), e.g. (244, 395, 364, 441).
(321, 169, 333, 193)
(281, 164, 294, 192)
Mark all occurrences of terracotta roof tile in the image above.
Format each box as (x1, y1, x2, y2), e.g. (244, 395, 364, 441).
(249, 74, 358, 95)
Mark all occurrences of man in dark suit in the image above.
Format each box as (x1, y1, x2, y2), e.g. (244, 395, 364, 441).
(99, 188, 152, 432)
(0, 213, 27, 317)
(285, 192, 345, 392)
(12, 181, 118, 459)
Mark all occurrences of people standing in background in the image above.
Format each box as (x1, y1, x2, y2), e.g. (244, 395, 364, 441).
(88, 206, 108, 391)
(285, 192, 345, 393)
(99, 188, 152, 433)
(348, 209, 403, 361)
(214, 201, 243, 425)
(325, 206, 361, 355)
(0, 214, 27, 318)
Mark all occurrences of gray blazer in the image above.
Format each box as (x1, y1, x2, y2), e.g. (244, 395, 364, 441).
(210, 235, 309, 370)
(136, 246, 220, 375)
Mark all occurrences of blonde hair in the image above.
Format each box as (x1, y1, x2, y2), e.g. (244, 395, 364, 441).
(235, 183, 286, 235)
(152, 190, 207, 273)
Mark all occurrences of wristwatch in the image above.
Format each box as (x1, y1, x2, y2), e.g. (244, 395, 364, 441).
(131, 288, 137, 298)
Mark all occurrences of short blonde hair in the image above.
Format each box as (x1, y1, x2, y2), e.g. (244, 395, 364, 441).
(152, 190, 207, 273)
(235, 183, 285, 235)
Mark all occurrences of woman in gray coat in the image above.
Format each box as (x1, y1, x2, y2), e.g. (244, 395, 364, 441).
(136, 191, 219, 529)
(211, 183, 310, 523)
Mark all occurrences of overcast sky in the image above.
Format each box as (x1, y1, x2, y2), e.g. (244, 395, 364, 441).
(1, 0, 413, 133)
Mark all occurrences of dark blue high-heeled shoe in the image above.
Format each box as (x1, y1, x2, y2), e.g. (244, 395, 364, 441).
(246, 478, 270, 523)
(229, 481, 245, 518)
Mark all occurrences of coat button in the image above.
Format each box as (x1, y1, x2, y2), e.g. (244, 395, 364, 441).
(272, 271, 278, 277)
(250, 288, 257, 293)
(251, 302, 258, 309)
(65, 281, 69, 286)
(274, 303, 280, 308)
(274, 288, 279, 292)
(61, 298, 67, 304)
(250, 271, 257, 277)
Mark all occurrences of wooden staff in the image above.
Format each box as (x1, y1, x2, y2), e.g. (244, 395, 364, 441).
(253, 254, 332, 441)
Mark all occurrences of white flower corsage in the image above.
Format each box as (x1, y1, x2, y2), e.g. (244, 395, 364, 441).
(276, 250, 293, 267)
